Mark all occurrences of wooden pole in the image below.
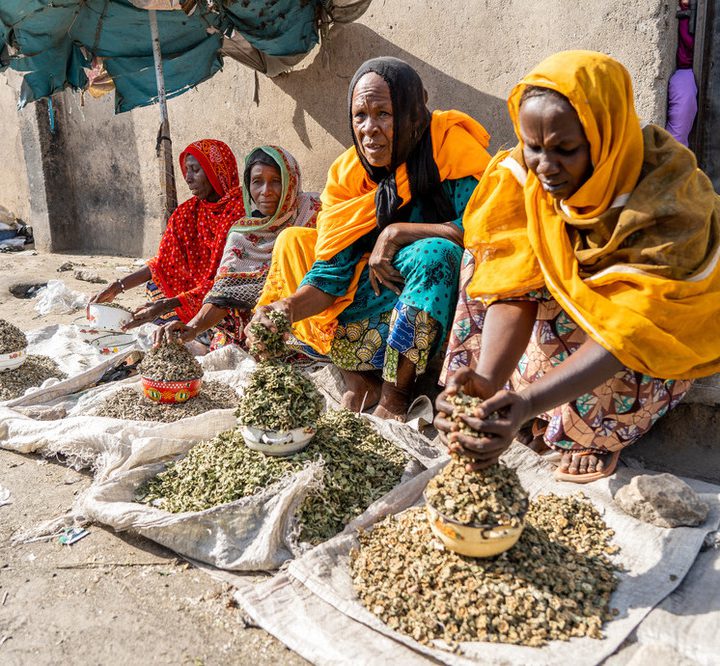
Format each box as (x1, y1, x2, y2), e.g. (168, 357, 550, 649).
(149, 9, 177, 228)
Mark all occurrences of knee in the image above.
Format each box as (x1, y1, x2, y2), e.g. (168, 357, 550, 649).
(399, 238, 463, 279)
(274, 226, 317, 254)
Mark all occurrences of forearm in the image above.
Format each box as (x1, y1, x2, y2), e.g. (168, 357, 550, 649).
(186, 303, 228, 334)
(119, 266, 152, 291)
(520, 339, 623, 417)
(282, 285, 337, 323)
(474, 301, 538, 393)
(389, 221, 463, 247)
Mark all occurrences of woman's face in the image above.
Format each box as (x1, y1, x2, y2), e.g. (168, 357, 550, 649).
(183, 154, 218, 201)
(249, 162, 283, 216)
(351, 72, 394, 169)
(519, 93, 592, 201)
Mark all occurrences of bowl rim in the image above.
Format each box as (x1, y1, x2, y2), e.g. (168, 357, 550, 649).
(0, 347, 28, 358)
(423, 490, 528, 530)
(88, 302, 133, 315)
(140, 374, 203, 384)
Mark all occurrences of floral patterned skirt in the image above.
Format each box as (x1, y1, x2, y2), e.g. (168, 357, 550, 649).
(331, 302, 440, 384)
(209, 307, 252, 351)
(442, 251, 692, 454)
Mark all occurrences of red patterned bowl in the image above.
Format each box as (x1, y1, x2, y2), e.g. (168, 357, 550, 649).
(140, 376, 203, 404)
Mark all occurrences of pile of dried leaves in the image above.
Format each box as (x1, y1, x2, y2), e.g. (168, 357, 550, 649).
(236, 361, 323, 431)
(350, 494, 619, 647)
(0, 319, 28, 354)
(94, 381, 238, 423)
(425, 460, 528, 527)
(0, 356, 66, 401)
(138, 342, 202, 381)
(249, 309, 291, 358)
(140, 409, 408, 544)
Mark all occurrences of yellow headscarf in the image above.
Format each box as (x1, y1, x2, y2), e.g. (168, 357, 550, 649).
(464, 50, 720, 379)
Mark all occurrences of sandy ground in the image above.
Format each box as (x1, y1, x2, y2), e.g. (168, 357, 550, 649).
(0, 250, 307, 665)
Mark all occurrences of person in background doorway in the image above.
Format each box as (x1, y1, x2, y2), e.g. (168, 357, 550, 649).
(666, 0, 697, 146)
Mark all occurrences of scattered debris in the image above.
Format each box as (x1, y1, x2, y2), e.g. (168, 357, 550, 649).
(59, 527, 90, 546)
(0, 486, 12, 507)
(73, 269, 107, 284)
(615, 473, 709, 528)
(9, 282, 48, 300)
(57, 261, 75, 272)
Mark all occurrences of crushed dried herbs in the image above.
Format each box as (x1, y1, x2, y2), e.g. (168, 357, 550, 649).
(0, 355, 66, 401)
(138, 342, 202, 381)
(0, 319, 28, 354)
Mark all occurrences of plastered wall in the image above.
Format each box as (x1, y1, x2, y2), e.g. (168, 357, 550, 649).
(3, 0, 677, 255)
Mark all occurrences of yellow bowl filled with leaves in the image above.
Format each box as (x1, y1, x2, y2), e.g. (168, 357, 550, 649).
(423, 458, 529, 558)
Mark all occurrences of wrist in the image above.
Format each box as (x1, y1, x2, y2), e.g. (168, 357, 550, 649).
(275, 298, 294, 324)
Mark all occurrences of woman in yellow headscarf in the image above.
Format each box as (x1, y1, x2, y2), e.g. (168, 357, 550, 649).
(435, 50, 720, 482)
(246, 57, 491, 421)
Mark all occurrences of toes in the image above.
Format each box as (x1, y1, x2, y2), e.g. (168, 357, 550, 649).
(595, 454, 605, 472)
(559, 452, 573, 473)
(568, 453, 582, 475)
(579, 455, 590, 474)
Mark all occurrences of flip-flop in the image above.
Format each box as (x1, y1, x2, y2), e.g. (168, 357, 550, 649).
(553, 449, 621, 484)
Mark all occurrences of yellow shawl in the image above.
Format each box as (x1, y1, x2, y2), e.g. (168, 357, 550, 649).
(259, 109, 491, 354)
(464, 50, 720, 380)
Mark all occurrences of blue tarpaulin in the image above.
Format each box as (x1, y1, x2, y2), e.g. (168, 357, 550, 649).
(0, 0, 332, 113)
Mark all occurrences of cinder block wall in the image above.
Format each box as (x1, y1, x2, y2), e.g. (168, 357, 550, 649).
(3, 0, 677, 255)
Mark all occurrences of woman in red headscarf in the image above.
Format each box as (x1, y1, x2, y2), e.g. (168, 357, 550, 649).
(89, 139, 245, 328)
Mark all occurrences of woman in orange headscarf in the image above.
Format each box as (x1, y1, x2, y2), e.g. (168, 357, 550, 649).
(89, 139, 245, 328)
(246, 57, 491, 421)
(436, 51, 720, 482)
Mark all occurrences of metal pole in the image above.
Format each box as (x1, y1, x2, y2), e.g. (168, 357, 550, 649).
(149, 9, 177, 227)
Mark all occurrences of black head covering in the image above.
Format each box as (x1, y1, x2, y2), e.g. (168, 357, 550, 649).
(348, 57, 454, 228)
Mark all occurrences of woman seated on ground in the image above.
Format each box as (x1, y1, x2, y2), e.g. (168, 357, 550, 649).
(154, 146, 320, 349)
(245, 57, 491, 421)
(436, 50, 720, 482)
(89, 139, 244, 329)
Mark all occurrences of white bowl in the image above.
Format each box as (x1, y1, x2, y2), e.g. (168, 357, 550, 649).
(0, 348, 27, 371)
(87, 303, 132, 331)
(89, 332, 136, 354)
(240, 424, 316, 457)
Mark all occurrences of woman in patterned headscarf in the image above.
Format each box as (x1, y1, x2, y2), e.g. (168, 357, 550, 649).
(153, 145, 320, 348)
(435, 51, 720, 483)
(89, 139, 245, 328)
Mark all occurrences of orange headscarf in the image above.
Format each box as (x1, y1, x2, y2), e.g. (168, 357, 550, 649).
(464, 51, 720, 379)
(258, 110, 492, 354)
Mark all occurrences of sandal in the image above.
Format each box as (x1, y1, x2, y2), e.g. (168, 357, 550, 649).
(553, 449, 620, 484)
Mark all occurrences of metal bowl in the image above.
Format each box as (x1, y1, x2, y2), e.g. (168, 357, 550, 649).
(424, 492, 527, 558)
(140, 376, 203, 404)
(0, 348, 27, 372)
(240, 424, 316, 457)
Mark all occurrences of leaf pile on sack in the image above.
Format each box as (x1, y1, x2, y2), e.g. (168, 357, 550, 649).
(350, 494, 619, 648)
(139, 409, 408, 544)
(0, 319, 28, 354)
(236, 361, 323, 431)
(94, 381, 239, 423)
(138, 342, 203, 381)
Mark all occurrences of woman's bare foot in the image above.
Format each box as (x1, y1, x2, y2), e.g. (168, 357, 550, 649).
(559, 450, 610, 475)
(339, 370, 382, 412)
(372, 382, 410, 423)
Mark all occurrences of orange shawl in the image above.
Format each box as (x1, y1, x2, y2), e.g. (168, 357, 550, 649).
(464, 51, 720, 379)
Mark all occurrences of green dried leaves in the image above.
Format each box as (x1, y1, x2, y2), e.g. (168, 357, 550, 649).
(249, 309, 291, 359)
(0, 355, 65, 401)
(0, 319, 28, 354)
(425, 460, 528, 528)
(140, 409, 408, 545)
(138, 342, 203, 381)
(350, 494, 619, 647)
(236, 361, 323, 431)
(95, 381, 238, 423)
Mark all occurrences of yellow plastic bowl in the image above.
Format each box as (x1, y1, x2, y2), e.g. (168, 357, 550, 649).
(424, 496, 526, 558)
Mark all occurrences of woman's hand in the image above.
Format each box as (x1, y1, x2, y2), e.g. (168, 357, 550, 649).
(153, 321, 197, 347)
(434, 367, 522, 471)
(243, 301, 291, 359)
(122, 300, 175, 331)
(368, 225, 404, 296)
(87, 281, 122, 318)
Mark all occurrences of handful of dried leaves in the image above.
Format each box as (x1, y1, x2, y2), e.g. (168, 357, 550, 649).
(94, 381, 238, 423)
(425, 460, 528, 527)
(138, 342, 202, 381)
(249, 309, 291, 358)
(140, 409, 408, 544)
(0, 355, 66, 401)
(350, 494, 619, 647)
(236, 361, 323, 431)
(0, 319, 28, 354)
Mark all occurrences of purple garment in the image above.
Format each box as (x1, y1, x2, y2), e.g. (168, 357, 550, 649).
(666, 68, 698, 147)
(677, 18, 695, 68)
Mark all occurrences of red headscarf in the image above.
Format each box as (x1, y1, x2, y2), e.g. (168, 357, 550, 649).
(147, 139, 246, 322)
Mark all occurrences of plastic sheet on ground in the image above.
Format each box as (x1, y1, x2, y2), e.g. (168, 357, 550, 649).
(235, 445, 720, 666)
(81, 412, 442, 571)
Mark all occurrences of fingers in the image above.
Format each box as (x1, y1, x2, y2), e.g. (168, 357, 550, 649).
(476, 390, 515, 419)
(433, 412, 457, 436)
(445, 366, 478, 393)
(369, 269, 381, 297)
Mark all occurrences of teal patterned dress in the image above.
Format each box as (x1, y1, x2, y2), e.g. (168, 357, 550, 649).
(300, 176, 478, 382)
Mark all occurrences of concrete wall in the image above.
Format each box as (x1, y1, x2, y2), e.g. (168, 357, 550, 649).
(0, 74, 31, 225)
(9, 0, 677, 255)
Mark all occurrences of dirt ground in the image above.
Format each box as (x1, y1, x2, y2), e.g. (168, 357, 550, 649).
(0, 250, 307, 665)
